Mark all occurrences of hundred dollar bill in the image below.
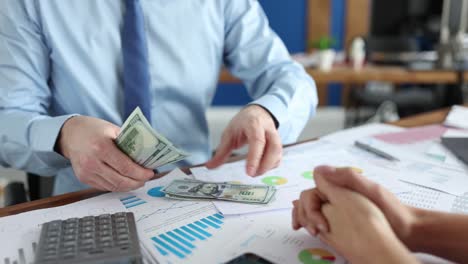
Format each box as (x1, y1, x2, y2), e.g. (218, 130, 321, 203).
(162, 179, 276, 204)
(116, 107, 189, 169)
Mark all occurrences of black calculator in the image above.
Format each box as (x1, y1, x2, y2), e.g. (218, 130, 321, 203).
(34, 212, 142, 264)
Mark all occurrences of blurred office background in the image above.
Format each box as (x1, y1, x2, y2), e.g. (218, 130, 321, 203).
(3, 0, 468, 206)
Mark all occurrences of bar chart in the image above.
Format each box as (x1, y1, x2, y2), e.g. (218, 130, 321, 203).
(151, 213, 225, 259)
(119, 195, 147, 209)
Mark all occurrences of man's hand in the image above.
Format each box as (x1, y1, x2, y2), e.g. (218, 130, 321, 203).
(57, 116, 154, 192)
(206, 105, 282, 176)
(293, 166, 418, 250)
(293, 172, 417, 263)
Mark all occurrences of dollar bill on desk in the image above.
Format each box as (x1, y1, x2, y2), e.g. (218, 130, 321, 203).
(115, 107, 189, 169)
(162, 179, 277, 204)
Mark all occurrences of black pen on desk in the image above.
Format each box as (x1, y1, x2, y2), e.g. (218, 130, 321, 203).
(354, 140, 400, 162)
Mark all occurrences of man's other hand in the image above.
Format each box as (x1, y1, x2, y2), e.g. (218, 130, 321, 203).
(56, 116, 154, 192)
(206, 105, 282, 176)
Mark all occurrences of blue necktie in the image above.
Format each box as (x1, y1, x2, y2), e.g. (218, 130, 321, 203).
(122, 0, 152, 121)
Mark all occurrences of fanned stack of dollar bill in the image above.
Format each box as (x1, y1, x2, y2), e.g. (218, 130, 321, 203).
(162, 179, 277, 204)
(116, 107, 189, 169)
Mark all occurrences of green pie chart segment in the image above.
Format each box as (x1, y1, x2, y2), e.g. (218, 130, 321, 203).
(302, 171, 314, 180)
(298, 248, 336, 264)
(261, 176, 288, 186)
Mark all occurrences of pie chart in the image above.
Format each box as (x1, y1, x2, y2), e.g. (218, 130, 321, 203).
(302, 171, 314, 180)
(261, 176, 288, 186)
(147, 186, 165, 197)
(298, 248, 336, 264)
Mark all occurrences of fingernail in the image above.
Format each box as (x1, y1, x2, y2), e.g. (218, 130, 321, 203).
(317, 224, 326, 233)
(311, 228, 317, 236)
(307, 226, 317, 236)
(247, 166, 256, 176)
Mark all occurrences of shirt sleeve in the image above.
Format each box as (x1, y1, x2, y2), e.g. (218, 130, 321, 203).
(222, 0, 318, 144)
(0, 1, 74, 175)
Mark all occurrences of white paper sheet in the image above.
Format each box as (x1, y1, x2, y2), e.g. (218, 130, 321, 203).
(397, 182, 468, 216)
(444, 105, 468, 129)
(397, 160, 468, 196)
(225, 210, 346, 264)
(320, 123, 404, 145)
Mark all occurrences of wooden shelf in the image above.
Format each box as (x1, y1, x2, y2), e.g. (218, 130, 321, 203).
(219, 66, 464, 85)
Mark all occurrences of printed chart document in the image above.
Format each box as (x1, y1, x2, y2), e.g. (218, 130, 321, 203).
(397, 182, 468, 214)
(226, 210, 345, 264)
(354, 134, 468, 196)
(0, 168, 347, 264)
(397, 161, 468, 196)
(320, 123, 404, 146)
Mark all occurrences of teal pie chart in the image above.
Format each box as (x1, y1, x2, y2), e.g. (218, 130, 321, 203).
(147, 186, 165, 197)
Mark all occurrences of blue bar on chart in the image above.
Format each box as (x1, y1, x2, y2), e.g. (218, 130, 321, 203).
(195, 221, 208, 228)
(151, 214, 225, 259)
(174, 228, 195, 241)
(207, 215, 223, 225)
(119, 195, 147, 209)
(155, 245, 169, 256)
(167, 231, 196, 249)
(214, 213, 224, 219)
(201, 218, 220, 229)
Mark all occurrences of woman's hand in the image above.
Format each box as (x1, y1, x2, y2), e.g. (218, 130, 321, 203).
(293, 167, 418, 263)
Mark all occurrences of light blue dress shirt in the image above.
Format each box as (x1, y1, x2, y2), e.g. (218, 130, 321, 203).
(0, 0, 317, 195)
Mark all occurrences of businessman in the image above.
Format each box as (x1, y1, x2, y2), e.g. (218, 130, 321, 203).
(0, 1, 316, 194)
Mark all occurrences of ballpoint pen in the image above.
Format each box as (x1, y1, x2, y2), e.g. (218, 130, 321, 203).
(354, 140, 400, 161)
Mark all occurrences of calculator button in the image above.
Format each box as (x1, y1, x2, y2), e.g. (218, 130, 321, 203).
(116, 228, 128, 235)
(45, 248, 57, 254)
(63, 241, 77, 247)
(115, 222, 127, 228)
(100, 229, 111, 235)
(115, 216, 127, 221)
(82, 216, 94, 221)
(81, 221, 94, 227)
(117, 240, 130, 246)
(47, 236, 59, 243)
(48, 230, 60, 237)
(63, 234, 76, 241)
(43, 254, 57, 260)
(114, 212, 127, 217)
(46, 243, 58, 249)
(101, 241, 112, 248)
(64, 230, 76, 237)
(82, 226, 94, 232)
(99, 214, 111, 220)
(99, 236, 112, 242)
(80, 233, 94, 239)
(100, 224, 111, 230)
(62, 245, 76, 252)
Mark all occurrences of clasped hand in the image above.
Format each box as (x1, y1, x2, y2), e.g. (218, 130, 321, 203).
(293, 166, 418, 263)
